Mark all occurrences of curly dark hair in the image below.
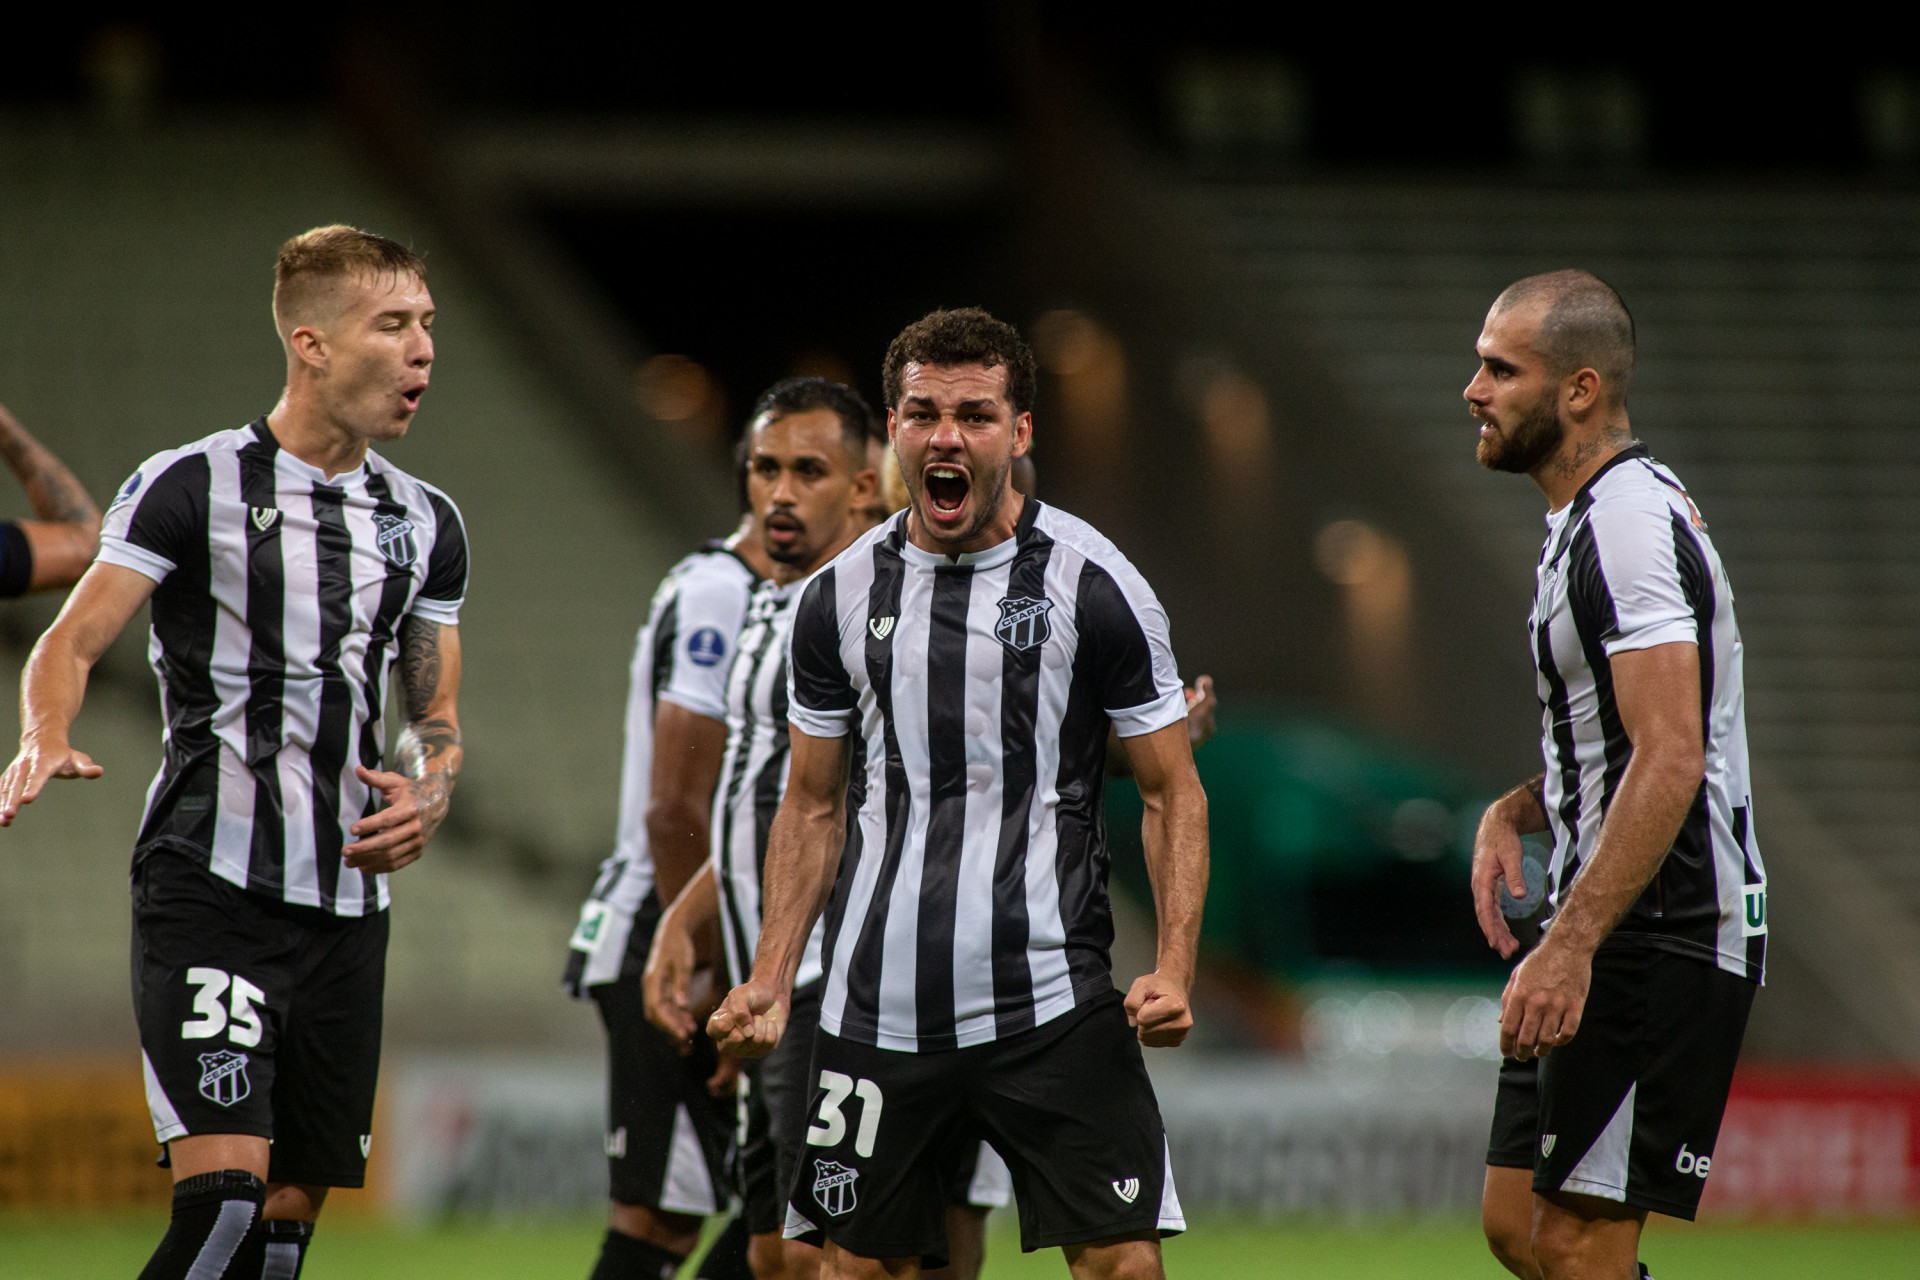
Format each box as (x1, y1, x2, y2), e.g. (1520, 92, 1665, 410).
(881, 308, 1036, 418)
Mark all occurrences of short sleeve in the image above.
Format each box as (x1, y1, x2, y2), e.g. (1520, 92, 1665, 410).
(0, 523, 32, 599)
(787, 567, 857, 739)
(656, 562, 752, 722)
(409, 486, 468, 626)
(96, 453, 209, 585)
(1077, 560, 1186, 738)
(1579, 496, 1703, 657)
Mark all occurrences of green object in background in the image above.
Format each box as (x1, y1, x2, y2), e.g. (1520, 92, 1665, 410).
(1106, 712, 1503, 982)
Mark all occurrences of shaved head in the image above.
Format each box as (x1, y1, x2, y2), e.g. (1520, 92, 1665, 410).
(1492, 269, 1635, 402)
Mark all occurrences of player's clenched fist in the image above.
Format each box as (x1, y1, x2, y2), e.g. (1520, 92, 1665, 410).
(708, 980, 789, 1059)
(1124, 971, 1194, 1047)
(0, 739, 104, 826)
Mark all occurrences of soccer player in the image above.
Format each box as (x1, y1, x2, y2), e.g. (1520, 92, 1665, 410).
(709, 309, 1208, 1280)
(1465, 271, 1764, 1280)
(561, 419, 781, 1280)
(0, 225, 467, 1280)
(0, 400, 104, 595)
(648, 376, 879, 1280)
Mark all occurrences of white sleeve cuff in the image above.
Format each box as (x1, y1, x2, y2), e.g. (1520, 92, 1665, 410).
(788, 703, 853, 739)
(1603, 622, 1696, 656)
(658, 689, 728, 723)
(408, 597, 463, 626)
(1109, 685, 1188, 739)
(96, 537, 174, 584)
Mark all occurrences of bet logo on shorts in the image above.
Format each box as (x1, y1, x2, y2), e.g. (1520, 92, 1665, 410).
(1675, 1143, 1712, 1177)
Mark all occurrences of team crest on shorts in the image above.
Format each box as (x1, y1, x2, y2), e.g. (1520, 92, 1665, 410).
(198, 1050, 252, 1107)
(372, 514, 418, 568)
(812, 1159, 859, 1217)
(994, 596, 1053, 653)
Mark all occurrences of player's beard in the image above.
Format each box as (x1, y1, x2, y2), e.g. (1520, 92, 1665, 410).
(1476, 395, 1565, 475)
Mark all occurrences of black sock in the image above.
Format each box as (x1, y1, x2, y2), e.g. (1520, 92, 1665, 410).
(693, 1214, 753, 1280)
(262, 1219, 315, 1279)
(137, 1169, 266, 1280)
(588, 1227, 685, 1280)
(1639, 1264, 1653, 1279)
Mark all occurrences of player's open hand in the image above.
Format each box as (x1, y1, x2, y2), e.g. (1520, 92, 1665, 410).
(344, 766, 445, 873)
(1472, 805, 1530, 960)
(1124, 971, 1194, 1048)
(1499, 939, 1589, 1061)
(643, 912, 701, 1048)
(1184, 676, 1218, 751)
(0, 738, 104, 827)
(708, 980, 788, 1060)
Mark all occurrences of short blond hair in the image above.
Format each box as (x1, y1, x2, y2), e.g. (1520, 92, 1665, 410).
(273, 224, 426, 335)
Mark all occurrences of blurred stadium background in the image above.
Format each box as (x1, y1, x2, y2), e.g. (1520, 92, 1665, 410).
(2, 12, 1916, 1276)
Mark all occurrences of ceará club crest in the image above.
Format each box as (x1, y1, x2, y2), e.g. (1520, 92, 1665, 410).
(994, 596, 1053, 652)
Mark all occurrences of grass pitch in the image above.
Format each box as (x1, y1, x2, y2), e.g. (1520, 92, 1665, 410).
(3, 1212, 1916, 1277)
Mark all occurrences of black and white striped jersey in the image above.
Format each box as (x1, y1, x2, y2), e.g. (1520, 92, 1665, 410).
(1531, 446, 1766, 982)
(96, 418, 468, 918)
(713, 577, 828, 994)
(565, 542, 758, 994)
(787, 499, 1188, 1053)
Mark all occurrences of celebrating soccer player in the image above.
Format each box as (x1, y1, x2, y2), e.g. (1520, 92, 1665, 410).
(0, 225, 467, 1280)
(1465, 271, 1764, 1280)
(708, 309, 1209, 1280)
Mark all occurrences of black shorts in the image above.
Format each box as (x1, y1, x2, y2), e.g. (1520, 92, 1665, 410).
(785, 989, 1183, 1265)
(131, 851, 387, 1187)
(739, 977, 824, 1235)
(1485, 944, 1756, 1220)
(591, 898, 735, 1215)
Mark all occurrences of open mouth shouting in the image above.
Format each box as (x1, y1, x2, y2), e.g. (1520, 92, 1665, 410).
(922, 464, 971, 526)
(399, 381, 427, 415)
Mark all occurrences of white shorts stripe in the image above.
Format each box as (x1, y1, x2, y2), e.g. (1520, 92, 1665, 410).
(656, 1103, 720, 1215)
(143, 1049, 188, 1144)
(1562, 1081, 1636, 1202)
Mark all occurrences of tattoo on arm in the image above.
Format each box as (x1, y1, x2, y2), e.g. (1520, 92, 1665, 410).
(0, 429, 100, 525)
(399, 616, 443, 723)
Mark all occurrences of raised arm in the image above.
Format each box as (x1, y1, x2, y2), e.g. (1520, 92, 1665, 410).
(1499, 640, 1703, 1061)
(344, 616, 463, 874)
(1117, 719, 1210, 1047)
(706, 726, 849, 1059)
(0, 562, 157, 824)
(0, 402, 103, 594)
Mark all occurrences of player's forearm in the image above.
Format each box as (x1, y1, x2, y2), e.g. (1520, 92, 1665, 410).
(395, 712, 462, 828)
(1484, 774, 1550, 838)
(1544, 745, 1701, 957)
(646, 799, 711, 906)
(1140, 775, 1209, 989)
(749, 801, 841, 992)
(18, 620, 106, 749)
(662, 859, 721, 934)
(0, 407, 101, 528)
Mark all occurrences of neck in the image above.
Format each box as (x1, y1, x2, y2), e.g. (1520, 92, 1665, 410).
(1532, 417, 1635, 512)
(770, 528, 858, 587)
(724, 516, 778, 581)
(265, 388, 370, 480)
(906, 489, 1024, 558)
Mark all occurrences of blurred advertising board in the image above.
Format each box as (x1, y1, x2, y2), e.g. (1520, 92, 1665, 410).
(1706, 1068, 1920, 1218)
(0, 1059, 168, 1208)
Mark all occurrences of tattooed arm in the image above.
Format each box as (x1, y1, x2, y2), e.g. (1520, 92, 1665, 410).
(0, 402, 103, 593)
(343, 616, 464, 874)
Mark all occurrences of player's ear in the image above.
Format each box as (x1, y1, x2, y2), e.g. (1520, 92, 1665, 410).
(850, 466, 877, 511)
(1011, 411, 1033, 458)
(286, 323, 328, 372)
(885, 408, 898, 445)
(1563, 367, 1602, 418)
